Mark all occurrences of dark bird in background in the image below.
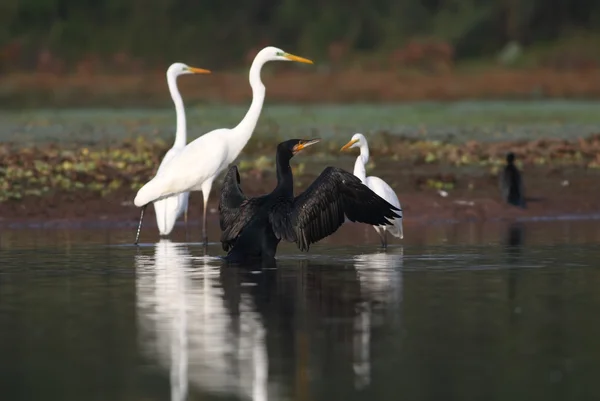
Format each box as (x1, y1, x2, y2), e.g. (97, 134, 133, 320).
(219, 138, 401, 262)
(500, 152, 526, 208)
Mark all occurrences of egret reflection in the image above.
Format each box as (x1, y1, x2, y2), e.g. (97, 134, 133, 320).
(351, 248, 404, 390)
(135, 240, 191, 401)
(353, 248, 404, 305)
(135, 240, 273, 401)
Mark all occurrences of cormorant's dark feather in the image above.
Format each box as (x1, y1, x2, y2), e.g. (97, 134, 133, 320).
(271, 167, 401, 251)
(218, 166, 260, 251)
(218, 139, 402, 260)
(500, 164, 526, 208)
(219, 166, 246, 230)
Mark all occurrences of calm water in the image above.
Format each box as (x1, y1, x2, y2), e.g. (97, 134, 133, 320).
(3, 100, 600, 146)
(1, 220, 600, 401)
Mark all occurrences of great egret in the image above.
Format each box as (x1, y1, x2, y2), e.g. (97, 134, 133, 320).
(134, 46, 314, 245)
(500, 152, 526, 208)
(153, 63, 211, 237)
(341, 133, 404, 248)
(219, 139, 401, 261)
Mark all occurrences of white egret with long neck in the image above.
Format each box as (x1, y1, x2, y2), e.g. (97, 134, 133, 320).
(134, 46, 314, 245)
(153, 63, 211, 237)
(341, 133, 404, 248)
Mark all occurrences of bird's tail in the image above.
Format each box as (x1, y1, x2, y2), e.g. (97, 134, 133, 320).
(386, 217, 404, 239)
(383, 200, 403, 239)
(154, 194, 186, 236)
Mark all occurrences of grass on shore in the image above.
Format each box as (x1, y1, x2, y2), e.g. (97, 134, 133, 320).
(2, 134, 600, 202)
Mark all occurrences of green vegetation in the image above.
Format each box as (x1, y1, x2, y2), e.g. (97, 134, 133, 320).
(1, 0, 600, 71)
(5, 102, 600, 145)
(1, 133, 599, 202)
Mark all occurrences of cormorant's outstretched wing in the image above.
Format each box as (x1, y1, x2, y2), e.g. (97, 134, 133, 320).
(273, 166, 401, 251)
(219, 166, 247, 230)
(219, 166, 258, 251)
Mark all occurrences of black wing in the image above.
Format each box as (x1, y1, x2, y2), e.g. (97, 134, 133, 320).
(218, 166, 259, 251)
(271, 166, 401, 252)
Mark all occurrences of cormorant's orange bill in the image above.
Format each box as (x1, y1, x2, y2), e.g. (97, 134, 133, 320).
(186, 67, 212, 74)
(284, 53, 314, 64)
(293, 138, 320, 154)
(340, 138, 359, 151)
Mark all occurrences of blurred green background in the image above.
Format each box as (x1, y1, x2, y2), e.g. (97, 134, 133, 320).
(1, 0, 600, 70)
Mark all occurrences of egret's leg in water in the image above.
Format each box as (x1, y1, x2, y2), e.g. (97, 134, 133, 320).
(382, 228, 388, 249)
(184, 206, 189, 242)
(374, 226, 386, 249)
(134, 204, 148, 245)
(200, 178, 214, 246)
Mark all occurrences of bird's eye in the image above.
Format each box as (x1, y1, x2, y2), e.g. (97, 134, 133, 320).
(276, 51, 284, 56)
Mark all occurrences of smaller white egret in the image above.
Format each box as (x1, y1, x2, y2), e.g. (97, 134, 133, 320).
(341, 133, 404, 248)
(133, 46, 314, 246)
(153, 63, 211, 237)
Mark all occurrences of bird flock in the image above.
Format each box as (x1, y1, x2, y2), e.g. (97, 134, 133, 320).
(133, 45, 525, 260)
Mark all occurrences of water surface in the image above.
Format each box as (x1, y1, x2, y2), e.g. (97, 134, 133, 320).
(1, 220, 600, 401)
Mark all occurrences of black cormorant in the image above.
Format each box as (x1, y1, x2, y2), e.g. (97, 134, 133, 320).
(219, 139, 402, 261)
(500, 152, 526, 208)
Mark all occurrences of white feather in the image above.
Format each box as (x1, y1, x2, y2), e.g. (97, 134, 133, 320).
(134, 47, 314, 242)
(342, 133, 404, 240)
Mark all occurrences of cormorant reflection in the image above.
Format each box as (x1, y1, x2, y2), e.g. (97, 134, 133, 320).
(136, 245, 404, 399)
(504, 222, 525, 321)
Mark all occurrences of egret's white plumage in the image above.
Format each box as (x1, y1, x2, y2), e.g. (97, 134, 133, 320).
(153, 63, 211, 236)
(341, 133, 404, 247)
(134, 46, 314, 245)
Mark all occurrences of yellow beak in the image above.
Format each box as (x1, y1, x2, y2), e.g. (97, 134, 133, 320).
(284, 53, 314, 64)
(340, 138, 359, 151)
(186, 67, 212, 74)
(293, 138, 320, 154)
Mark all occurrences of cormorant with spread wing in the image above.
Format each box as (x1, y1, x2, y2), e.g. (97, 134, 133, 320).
(219, 139, 402, 261)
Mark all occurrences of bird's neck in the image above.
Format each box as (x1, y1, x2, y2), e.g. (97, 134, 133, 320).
(275, 152, 294, 197)
(167, 72, 187, 148)
(229, 58, 266, 158)
(353, 146, 369, 183)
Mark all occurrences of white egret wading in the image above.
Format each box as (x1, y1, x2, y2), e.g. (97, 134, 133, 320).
(134, 46, 314, 245)
(153, 63, 211, 237)
(341, 133, 404, 248)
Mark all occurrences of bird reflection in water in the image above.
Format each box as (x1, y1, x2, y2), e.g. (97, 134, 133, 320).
(504, 222, 525, 324)
(351, 248, 404, 389)
(135, 241, 405, 399)
(135, 240, 272, 401)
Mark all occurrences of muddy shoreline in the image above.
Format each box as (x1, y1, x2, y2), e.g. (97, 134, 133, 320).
(1, 162, 599, 229)
(1, 133, 600, 228)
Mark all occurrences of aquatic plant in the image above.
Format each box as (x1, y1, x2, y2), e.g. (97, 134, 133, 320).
(1, 133, 599, 203)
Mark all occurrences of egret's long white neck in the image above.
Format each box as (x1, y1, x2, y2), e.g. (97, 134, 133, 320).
(353, 142, 369, 183)
(228, 56, 267, 159)
(167, 71, 187, 148)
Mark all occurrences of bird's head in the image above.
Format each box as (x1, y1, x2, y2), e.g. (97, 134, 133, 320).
(167, 62, 211, 78)
(506, 152, 516, 164)
(278, 138, 320, 159)
(255, 46, 314, 65)
(340, 133, 367, 151)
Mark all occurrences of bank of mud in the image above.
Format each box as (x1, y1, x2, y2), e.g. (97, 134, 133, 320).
(1, 133, 600, 227)
(1, 158, 599, 229)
